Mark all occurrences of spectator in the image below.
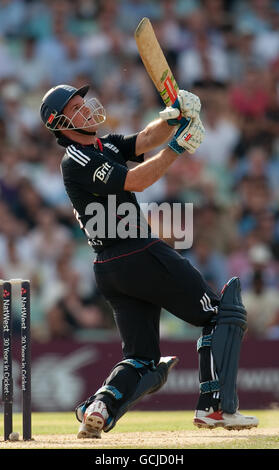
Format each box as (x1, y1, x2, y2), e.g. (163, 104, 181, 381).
(194, 96, 240, 167)
(233, 0, 273, 35)
(54, 34, 93, 85)
(0, 146, 24, 211)
(0, 206, 34, 275)
(233, 146, 274, 184)
(0, 0, 25, 37)
(253, 10, 279, 65)
(184, 234, 229, 292)
(26, 208, 72, 263)
(241, 243, 279, 289)
(0, 36, 17, 79)
(229, 65, 270, 118)
(0, 236, 36, 283)
(242, 269, 279, 338)
(31, 147, 71, 212)
(118, 0, 160, 33)
(46, 255, 114, 339)
(177, 9, 230, 88)
(225, 26, 262, 82)
(236, 177, 273, 237)
(16, 35, 52, 91)
(1, 81, 39, 144)
(14, 178, 47, 229)
(194, 204, 238, 254)
(80, 10, 126, 87)
(34, 7, 74, 84)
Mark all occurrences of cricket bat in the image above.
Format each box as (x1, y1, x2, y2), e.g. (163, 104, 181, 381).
(135, 17, 180, 112)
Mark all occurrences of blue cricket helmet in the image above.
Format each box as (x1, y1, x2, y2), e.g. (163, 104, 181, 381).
(40, 84, 89, 131)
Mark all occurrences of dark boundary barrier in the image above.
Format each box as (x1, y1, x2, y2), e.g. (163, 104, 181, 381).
(1, 338, 279, 412)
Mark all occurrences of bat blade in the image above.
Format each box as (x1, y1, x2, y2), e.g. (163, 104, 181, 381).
(135, 17, 179, 106)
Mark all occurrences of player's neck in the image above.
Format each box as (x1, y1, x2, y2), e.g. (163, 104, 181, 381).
(60, 130, 98, 146)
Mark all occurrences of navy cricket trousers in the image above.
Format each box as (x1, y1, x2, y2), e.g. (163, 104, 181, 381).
(94, 238, 220, 364)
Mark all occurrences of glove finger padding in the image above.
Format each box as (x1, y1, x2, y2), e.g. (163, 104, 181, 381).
(159, 106, 180, 122)
(168, 116, 205, 155)
(178, 90, 201, 120)
(159, 97, 186, 126)
(159, 90, 201, 126)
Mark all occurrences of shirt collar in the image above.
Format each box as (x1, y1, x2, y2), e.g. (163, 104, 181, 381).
(57, 134, 102, 151)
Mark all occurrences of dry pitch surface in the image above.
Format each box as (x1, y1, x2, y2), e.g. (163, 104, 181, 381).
(0, 410, 279, 449)
(1, 428, 279, 450)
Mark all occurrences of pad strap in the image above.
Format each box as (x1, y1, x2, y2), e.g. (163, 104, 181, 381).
(94, 385, 123, 400)
(117, 358, 156, 371)
(197, 334, 212, 351)
(200, 380, 220, 394)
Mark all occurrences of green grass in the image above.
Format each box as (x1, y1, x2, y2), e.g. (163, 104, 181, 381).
(1, 410, 279, 449)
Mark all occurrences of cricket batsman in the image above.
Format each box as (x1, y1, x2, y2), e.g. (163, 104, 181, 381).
(40, 84, 258, 438)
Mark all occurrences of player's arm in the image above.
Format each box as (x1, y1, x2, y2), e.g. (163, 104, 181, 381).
(125, 147, 177, 192)
(135, 118, 176, 155)
(125, 117, 205, 192)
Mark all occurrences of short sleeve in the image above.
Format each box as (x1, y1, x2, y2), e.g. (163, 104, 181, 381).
(105, 133, 144, 163)
(64, 151, 128, 195)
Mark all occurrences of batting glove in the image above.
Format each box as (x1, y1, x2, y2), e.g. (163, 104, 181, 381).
(168, 115, 205, 155)
(178, 90, 201, 120)
(159, 90, 201, 126)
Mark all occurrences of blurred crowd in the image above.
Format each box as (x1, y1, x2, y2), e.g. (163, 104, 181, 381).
(0, 0, 279, 341)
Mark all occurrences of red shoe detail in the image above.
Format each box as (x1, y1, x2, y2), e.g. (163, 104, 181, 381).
(92, 412, 104, 420)
(207, 410, 224, 421)
(85, 411, 104, 422)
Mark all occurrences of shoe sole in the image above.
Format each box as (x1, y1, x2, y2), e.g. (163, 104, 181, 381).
(193, 419, 258, 430)
(77, 413, 105, 439)
(85, 413, 105, 436)
(77, 428, 101, 439)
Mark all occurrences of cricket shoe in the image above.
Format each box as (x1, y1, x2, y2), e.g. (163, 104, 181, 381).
(193, 408, 259, 430)
(77, 400, 109, 439)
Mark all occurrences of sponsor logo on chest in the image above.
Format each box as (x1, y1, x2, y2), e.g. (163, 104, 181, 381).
(93, 162, 113, 183)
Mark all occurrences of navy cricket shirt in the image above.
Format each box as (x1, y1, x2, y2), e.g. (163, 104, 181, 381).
(60, 133, 153, 252)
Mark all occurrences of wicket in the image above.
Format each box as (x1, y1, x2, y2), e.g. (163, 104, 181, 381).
(1, 278, 32, 441)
